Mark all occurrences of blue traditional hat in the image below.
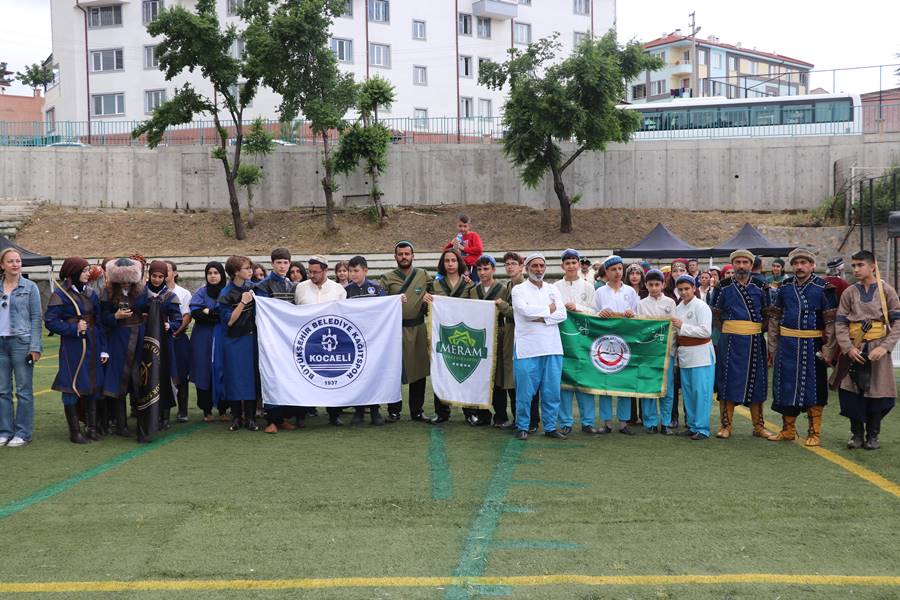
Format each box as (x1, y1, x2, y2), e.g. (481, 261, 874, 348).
(675, 274, 696, 287)
(603, 255, 623, 269)
(481, 255, 497, 267)
(645, 268, 665, 283)
(561, 248, 580, 261)
(394, 240, 414, 252)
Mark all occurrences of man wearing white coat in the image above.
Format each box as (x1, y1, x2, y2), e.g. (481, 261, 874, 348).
(512, 253, 568, 441)
(671, 275, 716, 440)
(554, 249, 601, 435)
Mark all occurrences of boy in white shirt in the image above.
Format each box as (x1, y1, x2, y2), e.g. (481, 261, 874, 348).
(554, 249, 601, 435)
(672, 275, 715, 439)
(636, 269, 677, 434)
(593, 255, 639, 434)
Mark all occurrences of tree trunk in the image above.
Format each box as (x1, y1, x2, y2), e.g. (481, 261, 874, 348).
(246, 186, 255, 229)
(369, 166, 387, 224)
(550, 163, 573, 233)
(224, 171, 246, 240)
(321, 133, 337, 233)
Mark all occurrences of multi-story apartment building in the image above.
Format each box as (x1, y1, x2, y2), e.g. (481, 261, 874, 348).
(43, 0, 616, 130)
(626, 31, 813, 104)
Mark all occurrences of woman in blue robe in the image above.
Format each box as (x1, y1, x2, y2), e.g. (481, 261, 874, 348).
(189, 261, 226, 422)
(99, 257, 148, 437)
(215, 255, 260, 432)
(44, 257, 108, 444)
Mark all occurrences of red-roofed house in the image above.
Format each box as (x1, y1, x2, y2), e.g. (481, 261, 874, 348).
(628, 32, 813, 103)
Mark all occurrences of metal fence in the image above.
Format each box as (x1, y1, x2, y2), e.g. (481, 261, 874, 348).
(1, 102, 898, 147)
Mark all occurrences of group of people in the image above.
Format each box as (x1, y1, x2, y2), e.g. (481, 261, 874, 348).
(0, 213, 896, 452)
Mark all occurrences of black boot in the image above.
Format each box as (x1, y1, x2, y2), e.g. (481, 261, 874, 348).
(65, 404, 89, 444)
(84, 397, 102, 441)
(351, 407, 365, 426)
(176, 384, 189, 422)
(95, 397, 109, 436)
(370, 405, 384, 426)
(228, 401, 243, 431)
(159, 408, 171, 431)
(244, 401, 259, 431)
(847, 420, 865, 449)
(864, 414, 882, 450)
(114, 397, 133, 437)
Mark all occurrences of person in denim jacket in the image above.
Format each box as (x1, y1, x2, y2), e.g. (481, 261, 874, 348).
(0, 248, 43, 447)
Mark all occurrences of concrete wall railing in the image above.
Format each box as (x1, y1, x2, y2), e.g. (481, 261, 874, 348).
(2, 134, 900, 213)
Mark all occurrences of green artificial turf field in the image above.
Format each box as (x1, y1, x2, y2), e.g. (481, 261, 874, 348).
(1, 333, 898, 599)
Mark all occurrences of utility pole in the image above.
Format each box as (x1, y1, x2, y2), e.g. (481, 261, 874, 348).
(689, 12, 701, 98)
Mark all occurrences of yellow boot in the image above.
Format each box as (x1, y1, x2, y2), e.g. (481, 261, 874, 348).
(767, 415, 797, 441)
(716, 401, 735, 439)
(805, 406, 823, 447)
(750, 403, 774, 438)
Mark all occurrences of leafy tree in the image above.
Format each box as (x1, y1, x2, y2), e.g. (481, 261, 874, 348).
(334, 75, 396, 223)
(236, 117, 274, 229)
(0, 62, 12, 88)
(242, 0, 356, 233)
(479, 32, 663, 233)
(131, 0, 260, 240)
(15, 63, 55, 92)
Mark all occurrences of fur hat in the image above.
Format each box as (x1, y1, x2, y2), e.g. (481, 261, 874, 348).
(105, 258, 143, 284)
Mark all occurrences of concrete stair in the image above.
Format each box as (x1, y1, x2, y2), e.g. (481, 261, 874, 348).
(0, 198, 44, 239)
(24, 248, 616, 286)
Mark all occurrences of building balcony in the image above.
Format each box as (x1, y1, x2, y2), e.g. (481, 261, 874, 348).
(472, 0, 517, 20)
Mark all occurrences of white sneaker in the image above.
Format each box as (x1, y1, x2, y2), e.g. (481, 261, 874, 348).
(0, 436, 10, 446)
(6, 436, 28, 447)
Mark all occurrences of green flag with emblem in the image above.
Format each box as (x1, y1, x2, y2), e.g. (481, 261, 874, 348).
(560, 314, 674, 398)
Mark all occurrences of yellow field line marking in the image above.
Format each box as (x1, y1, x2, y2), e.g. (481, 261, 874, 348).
(734, 406, 900, 498)
(33, 388, 54, 397)
(1, 574, 899, 593)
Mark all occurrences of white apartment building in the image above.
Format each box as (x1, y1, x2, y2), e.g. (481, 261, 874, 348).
(43, 0, 616, 132)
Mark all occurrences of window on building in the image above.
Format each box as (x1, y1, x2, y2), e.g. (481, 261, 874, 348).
(144, 89, 166, 113)
(631, 84, 646, 100)
(45, 108, 56, 133)
(458, 13, 472, 35)
(727, 56, 736, 71)
(92, 93, 125, 116)
(142, 0, 162, 25)
(573, 31, 588, 48)
(653, 50, 667, 62)
(698, 49, 707, 65)
(369, 0, 388, 22)
(227, 83, 251, 106)
(369, 43, 391, 68)
(460, 97, 474, 118)
(478, 57, 492, 75)
(459, 55, 473, 78)
(91, 49, 124, 72)
(226, 0, 242, 16)
(712, 81, 723, 95)
(573, 0, 590, 14)
(413, 65, 427, 85)
(143, 46, 158, 69)
(331, 38, 353, 63)
(229, 37, 244, 60)
(815, 100, 852, 123)
(765, 85, 778, 96)
(519, 0, 531, 4)
(476, 17, 491, 38)
(782, 103, 813, 124)
(478, 98, 492, 118)
(683, 50, 690, 62)
(650, 80, 665, 96)
(713, 53, 721, 68)
(412, 20, 426, 40)
(88, 5, 122, 28)
(339, 0, 352, 17)
(414, 108, 428, 129)
(514, 22, 531, 44)
(748, 61, 757, 75)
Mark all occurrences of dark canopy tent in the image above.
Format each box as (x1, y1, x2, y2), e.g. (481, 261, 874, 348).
(0, 236, 52, 267)
(616, 223, 716, 259)
(707, 223, 795, 258)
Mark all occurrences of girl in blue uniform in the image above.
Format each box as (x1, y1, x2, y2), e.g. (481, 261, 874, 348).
(189, 261, 226, 422)
(216, 256, 260, 432)
(45, 257, 108, 444)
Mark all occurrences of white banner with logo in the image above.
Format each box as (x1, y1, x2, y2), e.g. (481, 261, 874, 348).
(429, 295, 497, 408)
(255, 295, 402, 407)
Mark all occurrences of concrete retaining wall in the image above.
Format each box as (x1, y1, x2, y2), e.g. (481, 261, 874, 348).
(2, 133, 900, 212)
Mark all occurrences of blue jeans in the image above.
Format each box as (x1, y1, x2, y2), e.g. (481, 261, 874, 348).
(558, 389, 596, 428)
(0, 336, 35, 441)
(514, 354, 562, 433)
